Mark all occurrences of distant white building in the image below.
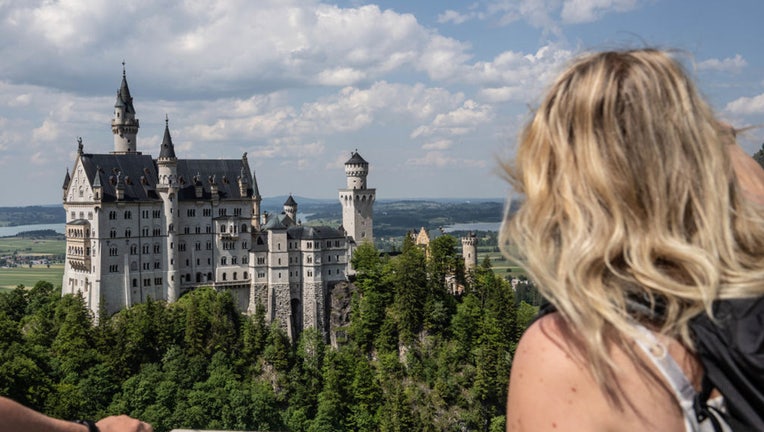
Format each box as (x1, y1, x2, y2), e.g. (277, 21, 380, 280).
(62, 67, 373, 339)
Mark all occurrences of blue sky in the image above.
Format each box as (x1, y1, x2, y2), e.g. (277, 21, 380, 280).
(1, 0, 763, 206)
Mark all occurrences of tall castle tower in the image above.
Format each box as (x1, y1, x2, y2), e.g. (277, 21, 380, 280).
(111, 63, 139, 154)
(461, 232, 478, 271)
(339, 151, 375, 244)
(156, 117, 179, 302)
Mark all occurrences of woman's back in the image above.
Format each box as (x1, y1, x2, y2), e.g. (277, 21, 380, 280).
(507, 313, 702, 431)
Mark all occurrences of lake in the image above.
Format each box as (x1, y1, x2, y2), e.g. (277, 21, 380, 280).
(443, 222, 502, 232)
(0, 223, 65, 237)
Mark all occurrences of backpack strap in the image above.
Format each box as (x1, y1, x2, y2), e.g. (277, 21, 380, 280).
(632, 323, 730, 432)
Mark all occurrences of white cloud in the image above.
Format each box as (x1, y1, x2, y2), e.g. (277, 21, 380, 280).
(422, 139, 453, 150)
(437, 9, 473, 24)
(411, 99, 494, 139)
(725, 93, 764, 115)
(405, 151, 487, 168)
(560, 0, 638, 23)
(697, 54, 747, 74)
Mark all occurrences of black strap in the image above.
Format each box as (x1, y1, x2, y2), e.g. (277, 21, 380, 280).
(73, 419, 100, 432)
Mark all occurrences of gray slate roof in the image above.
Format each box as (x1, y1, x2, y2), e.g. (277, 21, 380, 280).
(345, 151, 367, 165)
(176, 159, 253, 201)
(79, 153, 160, 202)
(287, 225, 345, 240)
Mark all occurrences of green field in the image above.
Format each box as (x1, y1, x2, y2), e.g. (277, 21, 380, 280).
(0, 236, 66, 291)
(0, 263, 64, 290)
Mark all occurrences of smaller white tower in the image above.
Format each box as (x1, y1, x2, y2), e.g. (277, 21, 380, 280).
(111, 63, 140, 154)
(156, 117, 179, 302)
(339, 151, 375, 244)
(461, 232, 478, 271)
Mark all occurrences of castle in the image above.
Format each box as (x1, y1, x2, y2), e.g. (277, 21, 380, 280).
(61, 67, 374, 339)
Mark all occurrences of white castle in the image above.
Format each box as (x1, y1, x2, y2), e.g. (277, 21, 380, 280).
(61, 67, 375, 339)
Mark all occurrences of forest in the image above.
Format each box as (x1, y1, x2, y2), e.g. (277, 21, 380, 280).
(0, 235, 538, 432)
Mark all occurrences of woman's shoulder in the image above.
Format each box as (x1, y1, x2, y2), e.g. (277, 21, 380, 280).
(507, 313, 613, 431)
(506, 313, 687, 431)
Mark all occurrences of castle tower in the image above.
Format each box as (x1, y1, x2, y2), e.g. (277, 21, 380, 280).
(461, 232, 478, 271)
(111, 63, 140, 154)
(338, 151, 375, 244)
(156, 117, 179, 302)
(283, 195, 297, 224)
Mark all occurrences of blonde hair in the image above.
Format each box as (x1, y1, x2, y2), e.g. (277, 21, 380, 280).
(501, 49, 764, 401)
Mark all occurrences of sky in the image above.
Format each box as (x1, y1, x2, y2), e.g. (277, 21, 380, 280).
(1, 0, 764, 206)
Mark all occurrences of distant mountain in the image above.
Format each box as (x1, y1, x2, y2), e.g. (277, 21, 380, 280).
(0, 198, 511, 239)
(0, 206, 65, 226)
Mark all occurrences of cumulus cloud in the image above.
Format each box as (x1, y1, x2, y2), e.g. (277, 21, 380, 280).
(725, 93, 764, 115)
(406, 151, 487, 168)
(560, 0, 638, 23)
(411, 99, 494, 139)
(697, 54, 747, 74)
(437, 9, 474, 24)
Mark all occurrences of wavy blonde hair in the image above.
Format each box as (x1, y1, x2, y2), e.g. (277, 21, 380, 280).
(501, 49, 764, 401)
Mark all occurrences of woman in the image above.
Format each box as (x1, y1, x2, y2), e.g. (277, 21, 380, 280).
(501, 49, 764, 431)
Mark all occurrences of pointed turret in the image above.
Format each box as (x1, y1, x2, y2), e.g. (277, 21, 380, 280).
(283, 194, 298, 224)
(158, 116, 176, 159)
(111, 62, 140, 154)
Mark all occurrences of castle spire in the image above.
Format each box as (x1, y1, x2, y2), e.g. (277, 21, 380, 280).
(159, 115, 176, 159)
(111, 62, 139, 154)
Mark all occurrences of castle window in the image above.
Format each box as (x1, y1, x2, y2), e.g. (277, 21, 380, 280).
(184, 227, 190, 234)
(222, 273, 227, 281)
(195, 242, 201, 251)
(195, 226, 201, 234)
(206, 225, 211, 233)
(241, 224, 247, 233)
(132, 278, 137, 287)
(109, 246, 118, 256)
(221, 225, 226, 233)
(110, 229, 116, 238)
(221, 257, 227, 265)
(187, 209, 195, 217)
(130, 244, 137, 255)
(232, 256, 237, 265)
(154, 262, 161, 269)
(206, 241, 212, 250)
(124, 211, 131, 219)
(125, 229, 131, 238)
(109, 211, 116, 220)
(203, 209, 211, 217)
(307, 256, 313, 264)
(243, 271, 248, 279)
(178, 243, 186, 252)
(142, 227, 149, 236)
(109, 265, 119, 272)
(233, 272, 237, 280)
(154, 243, 160, 253)
(143, 262, 150, 270)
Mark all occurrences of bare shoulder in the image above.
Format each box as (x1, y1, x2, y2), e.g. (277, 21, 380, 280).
(506, 313, 612, 431)
(506, 313, 688, 432)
